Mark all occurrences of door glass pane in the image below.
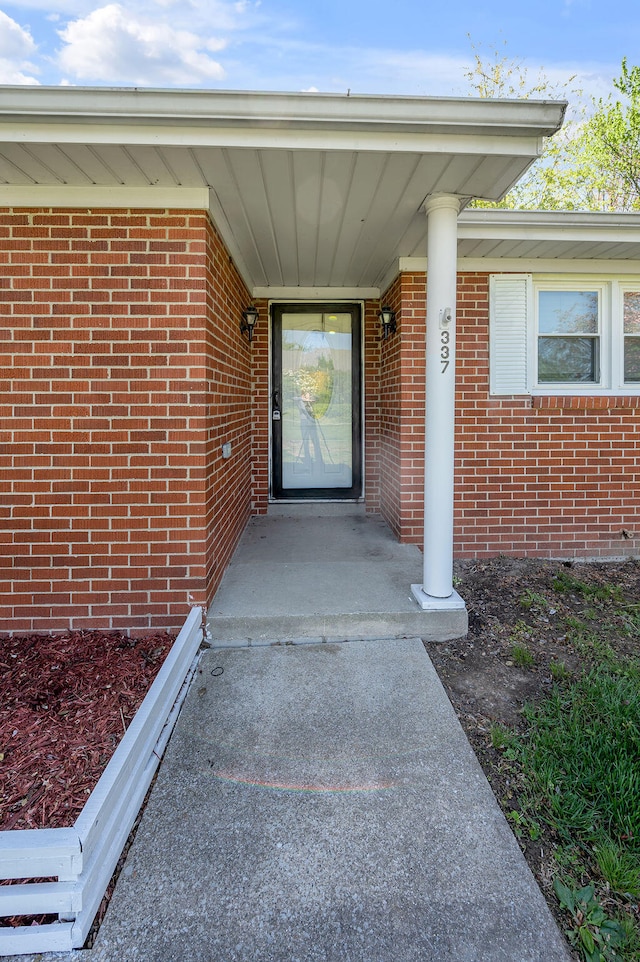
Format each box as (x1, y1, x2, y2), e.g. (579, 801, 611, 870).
(281, 312, 352, 489)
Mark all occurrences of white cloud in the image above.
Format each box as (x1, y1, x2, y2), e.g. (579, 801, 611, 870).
(0, 59, 40, 83)
(57, 3, 228, 84)
(0, 9, 36, 58)
(0, 10, 39, 83)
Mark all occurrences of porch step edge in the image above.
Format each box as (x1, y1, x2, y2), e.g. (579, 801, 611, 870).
(206, 609, 468, 645)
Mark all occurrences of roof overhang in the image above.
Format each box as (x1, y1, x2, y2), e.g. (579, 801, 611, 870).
(0, 86, 568, 292)
(390, 209, 640, 292)
(458, 209, 640, 260)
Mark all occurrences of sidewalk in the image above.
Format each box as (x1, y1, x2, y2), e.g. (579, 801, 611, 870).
(86, 639, 571, 962)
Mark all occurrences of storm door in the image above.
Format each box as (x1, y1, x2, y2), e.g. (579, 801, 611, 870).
(271, 303, 362, 500)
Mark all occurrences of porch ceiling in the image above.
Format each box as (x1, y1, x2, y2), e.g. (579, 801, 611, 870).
(0, 86, 566, 292)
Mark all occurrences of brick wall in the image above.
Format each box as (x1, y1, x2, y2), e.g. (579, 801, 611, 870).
(389, 270, 640, 560)
(251, 297, 270, 515)
(1, 208, 253, 635)
(363, 299, 381, 510)
(378, 273, 426, 542)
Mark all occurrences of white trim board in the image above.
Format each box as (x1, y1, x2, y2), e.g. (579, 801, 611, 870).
(0, 185, 211, 209)
(255, 287, 380, 299)
(397, 257, 640, 275)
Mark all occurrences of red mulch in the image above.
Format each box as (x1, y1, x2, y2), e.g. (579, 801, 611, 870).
(0, 629, 174, 834)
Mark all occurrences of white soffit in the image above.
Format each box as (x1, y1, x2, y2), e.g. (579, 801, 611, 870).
(456, 210, 640, 262)
(0, 86, 567, 291)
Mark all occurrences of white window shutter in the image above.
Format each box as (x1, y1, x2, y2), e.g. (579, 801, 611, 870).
(489, 274, 532, 395)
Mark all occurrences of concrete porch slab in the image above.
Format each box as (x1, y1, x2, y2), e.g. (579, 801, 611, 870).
(89, 640, 571, 962)
(207, 506, 468, 644)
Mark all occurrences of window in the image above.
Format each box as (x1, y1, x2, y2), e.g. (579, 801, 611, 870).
(537, 290, 600, 384)
(623, 291, 640, 383)
(490, 275, 640, 396)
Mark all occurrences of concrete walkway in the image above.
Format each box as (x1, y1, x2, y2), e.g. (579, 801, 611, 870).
(9, 511, 571, 962)
(207, 505, 468, 644)
(88, 639, 571, 962)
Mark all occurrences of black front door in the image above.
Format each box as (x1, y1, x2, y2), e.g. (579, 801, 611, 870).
(271, 303, 362, 500)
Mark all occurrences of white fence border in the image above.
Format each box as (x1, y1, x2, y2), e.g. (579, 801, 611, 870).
(0, 606, 203, 956)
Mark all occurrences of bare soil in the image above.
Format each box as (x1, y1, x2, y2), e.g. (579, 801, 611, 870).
(426, 555, 640, 952)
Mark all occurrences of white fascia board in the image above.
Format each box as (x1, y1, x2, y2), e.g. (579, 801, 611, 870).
(0, 122, 547, 158)
(396, 256, 640, 275)
(460, 209, 640, 228)
(253, 286, 380, 299)
(0, 86, 566, 138)
(0, 185, 210, 209)
(458, 222, 640, 244)
(459, 257, 640, 274)
(459, 209, 640, 240)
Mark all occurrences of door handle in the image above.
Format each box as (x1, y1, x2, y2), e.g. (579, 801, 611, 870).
(272, 390, 281, 420)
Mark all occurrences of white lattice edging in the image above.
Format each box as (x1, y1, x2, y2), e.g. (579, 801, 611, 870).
(0, 606, 203, 956)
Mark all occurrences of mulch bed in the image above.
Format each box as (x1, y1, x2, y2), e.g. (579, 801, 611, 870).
(1, 629, 174, 834)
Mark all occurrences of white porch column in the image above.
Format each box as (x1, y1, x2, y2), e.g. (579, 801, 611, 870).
(412, 195, 466, 612)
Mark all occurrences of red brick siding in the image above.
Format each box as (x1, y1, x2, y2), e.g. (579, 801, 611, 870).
(202, 217, 254, 602)
(251, 297, 270, 514)
(390, 270, 640, 559)
(1, 208, 252, 635)
(378, 274, 426, 542)
(363, 299, 381, 510)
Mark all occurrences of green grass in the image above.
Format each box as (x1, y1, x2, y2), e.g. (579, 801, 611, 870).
(594, 841, 640, 898)
(511, 642, 535, 668)
(520, 589, 549, 610)
(517, 662, 640, 848)
(506, 657, 640, 960)
(552, 569, 625, 604)
(549, 659, 571, 682)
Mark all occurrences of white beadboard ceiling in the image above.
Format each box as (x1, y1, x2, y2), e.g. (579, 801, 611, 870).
(10, 86, 632, 292)
(456, 210, 640, 264)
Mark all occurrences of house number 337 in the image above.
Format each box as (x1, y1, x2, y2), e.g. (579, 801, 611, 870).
(440, 329, 450, 373)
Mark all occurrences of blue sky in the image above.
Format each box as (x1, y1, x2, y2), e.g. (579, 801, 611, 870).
(0, 0, 636, 104)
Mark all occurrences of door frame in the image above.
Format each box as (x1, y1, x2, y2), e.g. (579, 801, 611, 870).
(270, 301, 363, 501)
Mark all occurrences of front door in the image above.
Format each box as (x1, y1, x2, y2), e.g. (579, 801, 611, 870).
(271, 303, 362, 500)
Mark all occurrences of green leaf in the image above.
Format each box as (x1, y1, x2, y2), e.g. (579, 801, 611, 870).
(553, 877, 576, 913)
(587, 906, 606, 926)
(576, 884, 596, 905)
(600, 918, 627, 947)
(579, 925, 596, 954)
(583, 948, 602, 962)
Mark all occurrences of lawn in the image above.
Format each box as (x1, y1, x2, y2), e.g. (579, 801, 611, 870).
(426, 557, 640, 962)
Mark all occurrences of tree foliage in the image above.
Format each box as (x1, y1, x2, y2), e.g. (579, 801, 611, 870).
(464, 43, 640, 212)
(580, 58, 640, 210)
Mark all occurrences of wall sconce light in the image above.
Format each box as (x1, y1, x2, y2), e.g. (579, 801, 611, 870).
(240, 305, 259, 343)
(378, 305, 397, 340)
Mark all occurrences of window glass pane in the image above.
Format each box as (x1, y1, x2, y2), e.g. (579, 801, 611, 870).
(539, 291, 598, 334)
(623, 292, 640, 334)
(624, 337, 640, 382)
(538, 336, 598, 382)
